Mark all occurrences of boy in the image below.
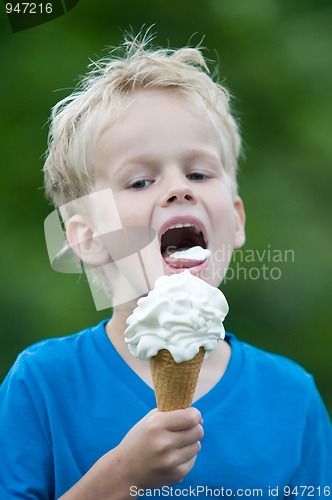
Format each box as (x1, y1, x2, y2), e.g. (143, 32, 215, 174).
(0, 34, 331, 499)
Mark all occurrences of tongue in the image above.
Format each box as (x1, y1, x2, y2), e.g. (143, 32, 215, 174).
(163, 246, 210, 268)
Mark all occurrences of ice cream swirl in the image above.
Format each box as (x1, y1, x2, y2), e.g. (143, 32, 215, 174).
(124, 270, 229, 363)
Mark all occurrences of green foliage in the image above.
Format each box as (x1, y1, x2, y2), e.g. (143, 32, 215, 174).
(0, 0, 331, 414)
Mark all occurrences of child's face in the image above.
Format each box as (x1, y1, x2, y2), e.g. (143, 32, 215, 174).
(93, 89, 245, 288)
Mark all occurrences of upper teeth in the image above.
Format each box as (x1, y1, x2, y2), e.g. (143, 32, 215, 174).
(163, 223, 201, 235)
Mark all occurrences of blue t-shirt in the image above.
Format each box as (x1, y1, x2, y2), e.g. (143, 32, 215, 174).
(0, 319, 331, 499)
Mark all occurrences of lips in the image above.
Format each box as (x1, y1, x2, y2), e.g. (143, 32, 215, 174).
(158, 216, 209, 273)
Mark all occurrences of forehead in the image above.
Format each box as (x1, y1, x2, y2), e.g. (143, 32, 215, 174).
(94, 89, 223, 168)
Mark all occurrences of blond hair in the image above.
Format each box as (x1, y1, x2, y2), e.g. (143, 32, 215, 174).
(43, 32, 241, 212)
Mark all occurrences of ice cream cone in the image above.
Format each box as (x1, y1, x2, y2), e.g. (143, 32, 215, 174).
(149, 347, 205, 411)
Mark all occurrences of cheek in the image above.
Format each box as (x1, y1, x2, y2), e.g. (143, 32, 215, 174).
(113, 194, 148, 228)
(212, 199, 237, 239)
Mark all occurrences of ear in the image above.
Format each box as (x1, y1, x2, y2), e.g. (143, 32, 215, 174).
(233, 196, 246, 249)
(66, 215, 110, 266)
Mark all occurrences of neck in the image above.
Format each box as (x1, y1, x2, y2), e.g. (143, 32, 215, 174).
(106, 301, 155, 387)
(106, 298, 136, 336)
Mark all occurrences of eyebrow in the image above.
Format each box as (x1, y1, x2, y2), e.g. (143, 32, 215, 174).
(117, 149, 221, 170)
(183, 149, 221, 164)
(117, 155, 158, 171)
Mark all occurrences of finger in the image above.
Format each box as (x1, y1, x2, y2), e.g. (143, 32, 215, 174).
(178, 440, 202, 463)
(175, 424, 204, 449)
(163, 408, 202, 431)
(173, 455, 198, 483)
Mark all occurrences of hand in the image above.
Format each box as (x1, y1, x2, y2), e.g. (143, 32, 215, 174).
(59, 407, 204, 500)
(115, 407, 204, 490)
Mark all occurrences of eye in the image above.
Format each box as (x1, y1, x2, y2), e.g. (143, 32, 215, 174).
(186, 172, 206, 181)
(129, 179, 153, 190)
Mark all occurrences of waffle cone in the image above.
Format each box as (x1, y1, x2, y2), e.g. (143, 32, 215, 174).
(149, 347, 205, 411)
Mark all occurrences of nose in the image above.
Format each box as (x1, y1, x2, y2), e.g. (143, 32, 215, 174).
(160, 176, 198, 207)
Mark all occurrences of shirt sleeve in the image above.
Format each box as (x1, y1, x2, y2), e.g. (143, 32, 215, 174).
(289, 378, 332, 497)
(0, 354, 55, 499)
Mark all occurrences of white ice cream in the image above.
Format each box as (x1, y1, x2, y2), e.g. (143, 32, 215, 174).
(168, 246, 210, 261)
(124, 270, 229, 363)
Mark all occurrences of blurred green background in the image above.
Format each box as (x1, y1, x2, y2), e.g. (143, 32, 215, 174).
(0, 0, 331, 415)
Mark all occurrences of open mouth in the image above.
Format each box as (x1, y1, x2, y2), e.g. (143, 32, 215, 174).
(160, 223, 210, 271)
